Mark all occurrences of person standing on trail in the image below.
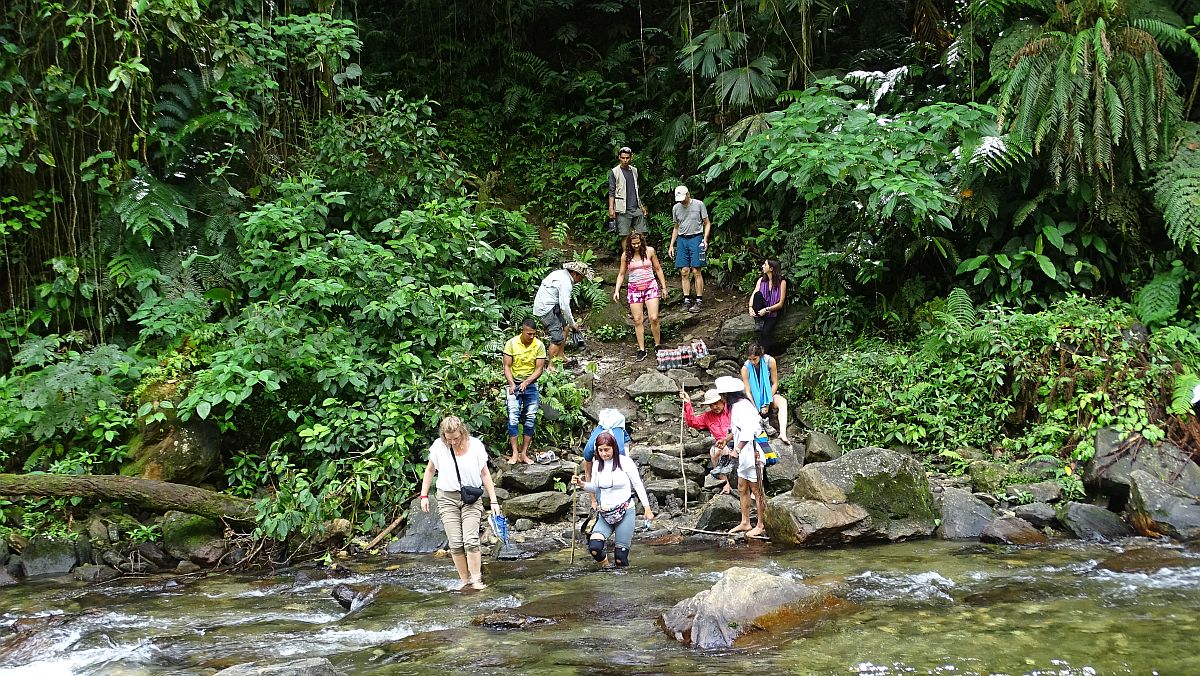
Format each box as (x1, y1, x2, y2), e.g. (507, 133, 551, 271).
(534, 261, 595, 370)
(668, 186, 711, 314)
(502, 318, 547, 465)
(611, 231, 668, 363)
(608, 146, 649, 251)
(419, 416, 502, 591)
(740, 343, 792, 447)
(679, 387, 733, 495)
(715, 376, 767, 538)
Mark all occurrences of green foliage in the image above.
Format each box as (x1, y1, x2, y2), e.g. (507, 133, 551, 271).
(787, 294, 1191, 467)
(1152, 122, 1200, 253)
(591, 324, 632, 342)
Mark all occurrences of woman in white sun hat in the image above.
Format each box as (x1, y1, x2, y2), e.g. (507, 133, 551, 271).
(715, 376, 767, 537)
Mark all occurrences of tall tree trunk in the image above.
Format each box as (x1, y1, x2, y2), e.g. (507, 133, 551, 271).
(0, 474, 257, 522)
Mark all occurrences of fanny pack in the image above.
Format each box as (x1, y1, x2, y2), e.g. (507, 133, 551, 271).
(628, 277, 656, 293)
(599, 498, 631, 525)
(450, 446, 485, 505)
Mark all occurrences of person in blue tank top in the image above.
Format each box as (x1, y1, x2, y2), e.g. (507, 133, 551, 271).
(739, 343, 792, 446)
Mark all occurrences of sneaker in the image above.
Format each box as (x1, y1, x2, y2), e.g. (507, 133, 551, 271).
(682, 298, 692, 310)
(710, 457, 734, 476)
(690, 299, 702, 313)
(635, 350, 647, 362)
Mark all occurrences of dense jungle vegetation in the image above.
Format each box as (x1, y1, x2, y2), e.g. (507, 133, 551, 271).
(1, 0, 1198, 545)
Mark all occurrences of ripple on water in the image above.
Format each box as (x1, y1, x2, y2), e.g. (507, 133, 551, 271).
(1, 638, 160, 676)
(1090, 565, 1200, 594)
(846, 570, 956, 604)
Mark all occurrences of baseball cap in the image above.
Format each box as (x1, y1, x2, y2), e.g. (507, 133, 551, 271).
(674, 186, 688, 202)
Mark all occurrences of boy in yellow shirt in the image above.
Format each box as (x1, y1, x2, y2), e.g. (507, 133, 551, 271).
(502, 318, 547, 464)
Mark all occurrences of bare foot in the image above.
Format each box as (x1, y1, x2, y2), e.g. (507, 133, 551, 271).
(779, 437, 792, 446)
(729, 523, 751, 534)
(507, 456, 520, 464)
(521, 456, 535, 465)
(719, 484, 731, 495)
(746, 526, 765, 538)
(470, 581, 488, 590)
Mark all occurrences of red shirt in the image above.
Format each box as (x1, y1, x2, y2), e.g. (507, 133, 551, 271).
(683, 400, 732, 442)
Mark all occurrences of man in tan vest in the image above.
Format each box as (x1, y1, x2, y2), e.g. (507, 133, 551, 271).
(607, 146, 649, 251)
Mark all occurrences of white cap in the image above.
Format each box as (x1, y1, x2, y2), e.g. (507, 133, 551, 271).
(674, 185, 689, 202)
(715, 376, 743, 394)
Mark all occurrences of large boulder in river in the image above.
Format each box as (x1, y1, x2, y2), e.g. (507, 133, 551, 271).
(1127, 470, 1200, 541)
(19, 536, 77, 577)
(938, 488, 994, 539)
(980, 517, 1048, 545)
(501, 460, 574, 492)
(762, 495, 872, 545)
(695, 494, 742, 531)
(123, 381, 220, 485)
(1084, 427, 1200, 496)
(386, 497, 447, 554)
(804, 431, 843, 463)
(503, 491, 571, 521)
(162, 511, 225, 563)
(660, 566, 844, 649)
(1057, 502, 1133, 540)
(213, 658, 346, 676)
(768, 449, 936, 545)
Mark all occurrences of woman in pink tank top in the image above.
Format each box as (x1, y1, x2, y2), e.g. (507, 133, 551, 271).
(613, 232, 669, 363)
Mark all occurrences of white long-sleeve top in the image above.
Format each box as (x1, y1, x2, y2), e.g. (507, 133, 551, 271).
(583, 457, 650, 511)
(532, 269, 576, 328)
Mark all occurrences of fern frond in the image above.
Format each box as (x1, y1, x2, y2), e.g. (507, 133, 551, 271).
(1134, 271, 1182, 325)
(1168, 372, 1200, 415)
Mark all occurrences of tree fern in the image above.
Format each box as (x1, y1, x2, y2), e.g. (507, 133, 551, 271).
(113, 174, 189, 246)
(1151, 121, 1200, 252)
(1168, 371, 1200, 415)
(1134, 269, 1182, 325)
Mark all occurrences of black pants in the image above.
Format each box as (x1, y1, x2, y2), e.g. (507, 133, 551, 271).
(751, 291, 779, 351)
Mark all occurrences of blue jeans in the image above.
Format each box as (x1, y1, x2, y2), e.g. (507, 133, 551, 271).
(506, 382, 539, 438)
(590, 502, 637, 549)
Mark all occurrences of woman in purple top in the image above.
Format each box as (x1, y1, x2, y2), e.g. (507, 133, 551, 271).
(747, 258, 787, 350)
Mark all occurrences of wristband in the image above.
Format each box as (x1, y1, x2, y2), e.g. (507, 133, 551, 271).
(420, 495, 428, 499)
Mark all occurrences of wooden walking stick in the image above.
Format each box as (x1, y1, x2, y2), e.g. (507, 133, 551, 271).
(678, 403, 688, 513)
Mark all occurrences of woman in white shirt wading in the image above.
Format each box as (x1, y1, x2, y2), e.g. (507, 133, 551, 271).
(570, 432, 653, 567)
(418, 416, 502, 590)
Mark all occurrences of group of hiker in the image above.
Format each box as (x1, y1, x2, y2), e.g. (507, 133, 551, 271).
(417, 145, 794, 589)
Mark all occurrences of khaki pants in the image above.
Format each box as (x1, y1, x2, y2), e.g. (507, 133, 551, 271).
(437, 489, 484, 555)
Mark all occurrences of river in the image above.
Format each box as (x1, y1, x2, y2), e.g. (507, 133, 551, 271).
(1, 537, 1198, 674)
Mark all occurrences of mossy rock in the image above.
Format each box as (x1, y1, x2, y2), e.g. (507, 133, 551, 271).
(967, 460, 1012, 494)
(162, 510, 223, 561)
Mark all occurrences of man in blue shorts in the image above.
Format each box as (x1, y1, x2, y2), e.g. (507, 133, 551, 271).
(668, 185, 711, 313)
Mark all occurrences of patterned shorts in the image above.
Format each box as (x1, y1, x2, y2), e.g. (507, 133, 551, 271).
(627, 279, 661, 305)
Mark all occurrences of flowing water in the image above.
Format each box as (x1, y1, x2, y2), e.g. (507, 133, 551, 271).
(2, 537, 1199, 675)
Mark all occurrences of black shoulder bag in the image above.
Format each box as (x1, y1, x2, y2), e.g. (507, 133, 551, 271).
(450, 446, 485, 505)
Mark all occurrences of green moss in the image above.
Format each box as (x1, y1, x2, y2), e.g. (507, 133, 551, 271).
(848, 470, 936, 524)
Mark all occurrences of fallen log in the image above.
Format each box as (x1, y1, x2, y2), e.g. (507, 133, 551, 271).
(0, 473, 257, 522)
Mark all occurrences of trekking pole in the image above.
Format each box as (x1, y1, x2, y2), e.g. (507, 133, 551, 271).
(570, 465, 579, 566)
(679, 403, 688, 514)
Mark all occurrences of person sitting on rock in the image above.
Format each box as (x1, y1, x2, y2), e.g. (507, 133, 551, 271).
(571, 432, 653, 568)
(716, 376, 767, 538)
(679, 387, 733, 495)
(740, 343, 791, 446)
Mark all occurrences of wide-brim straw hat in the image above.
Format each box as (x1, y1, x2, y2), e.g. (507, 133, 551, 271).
(562, 261, 596, 281)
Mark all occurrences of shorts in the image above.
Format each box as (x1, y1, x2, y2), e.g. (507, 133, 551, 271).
(737, 444, 762, 482)
(538, 307, 566, 345)
(674, 234, 706, 269)
(626, 279, 661, 305)
(617, 208, 647, 236)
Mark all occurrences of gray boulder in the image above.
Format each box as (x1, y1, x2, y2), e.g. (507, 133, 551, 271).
(213, 658, 345, 676)
(387, 497, 448, 554)
(1013, 502, 1058, 529)
(938, 488, 995, 539)
(661, 566, 842, 649)
(583, 391, 639, 424)
(764, 441, 803, 495)
(72, 564, 120, 583)
(762, 495, 871, 545)
(967, 460, 1013, 494)
(162, 511, 224, 561)
(1005, 481, 1062, 504)
(1058, 502, 1134, 540)
(980, 517, 1049, 545)
(624, 371, 680, 396)
(19, 536, 77, 577)
(501, 461, 574, 492)
(1084, 427, 1200, 495)
(644, 478, 703, 502)
(804, 431, 843, 463)
(695, 495, 742, 531)
(503, 491, 572, 521)
(0, 568, 17, 586)
(716, 314, 756, 348)
(1127, 469, 1200, 541)
(787, 447, 936, 542)
(647, 452, 705, 481)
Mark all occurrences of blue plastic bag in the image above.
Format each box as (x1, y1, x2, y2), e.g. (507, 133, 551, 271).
(489, 514, 510, 545)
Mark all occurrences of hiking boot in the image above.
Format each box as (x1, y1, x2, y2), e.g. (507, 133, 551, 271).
(682, 297, 692, 310)
(710, 456, 734, 476)
(690, 298, 702, 313)
(635, 349, 647, 362)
